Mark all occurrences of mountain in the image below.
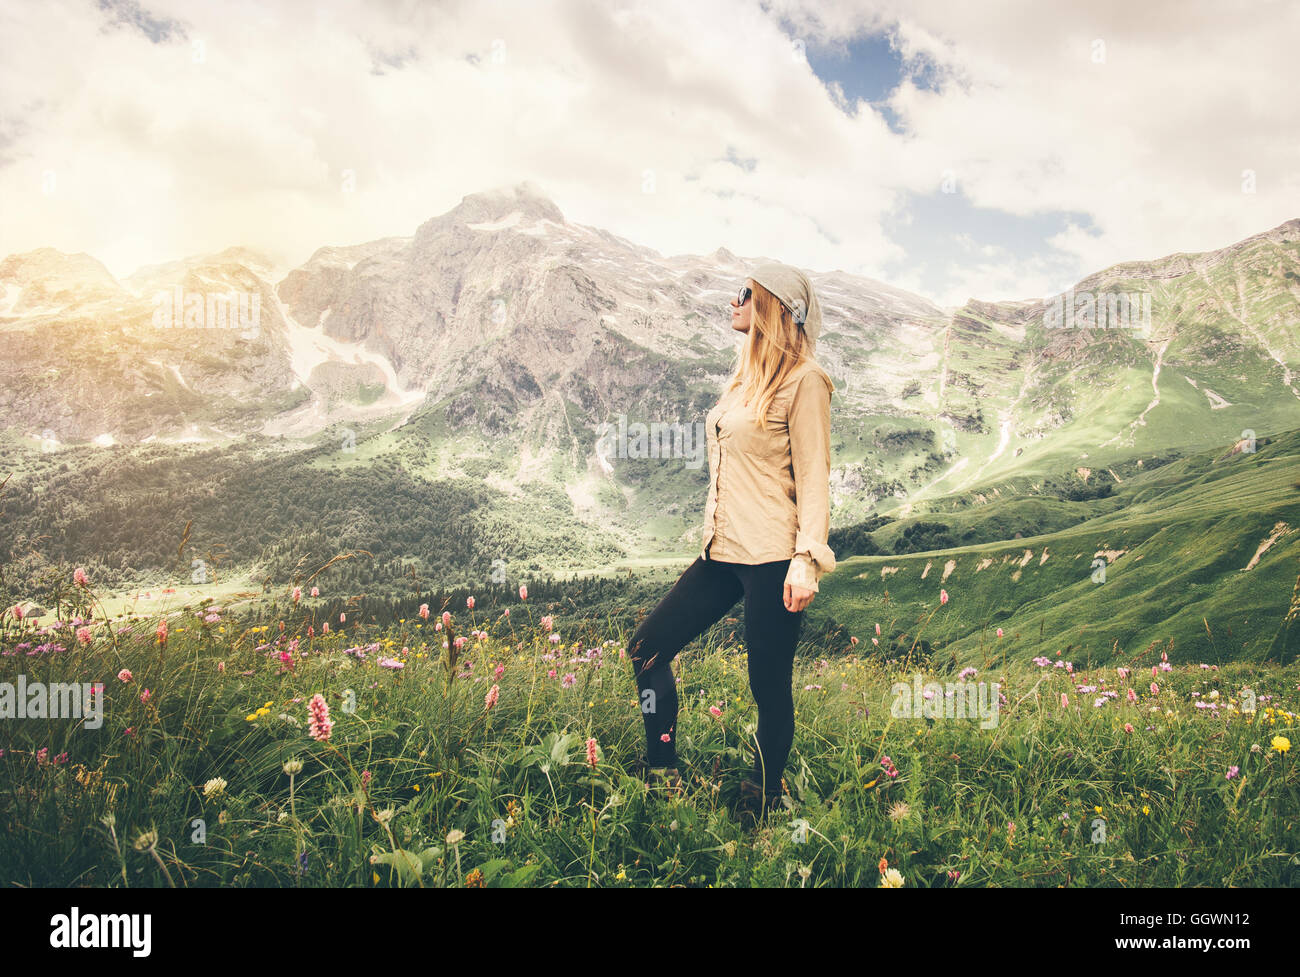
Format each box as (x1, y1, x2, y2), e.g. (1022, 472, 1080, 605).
(1, 183, 1298, 554)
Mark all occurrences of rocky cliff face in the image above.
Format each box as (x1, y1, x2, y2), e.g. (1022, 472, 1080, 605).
(2, 184, 1298, 519)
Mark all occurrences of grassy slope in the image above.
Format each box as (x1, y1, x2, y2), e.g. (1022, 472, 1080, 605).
(819, 429, 1300, 668)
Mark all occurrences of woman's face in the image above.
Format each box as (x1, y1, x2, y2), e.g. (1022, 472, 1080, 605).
(730, 279, 754, 334)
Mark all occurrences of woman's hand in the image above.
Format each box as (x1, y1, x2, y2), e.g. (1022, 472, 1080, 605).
(784, 582, 815, 613)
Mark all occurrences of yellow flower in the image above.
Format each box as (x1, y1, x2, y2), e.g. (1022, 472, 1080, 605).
(1271, 735, 1291, 754)
(1094, 806, 1103, 815)
(1142, 805, 1150, 815)
(245, 713, 257, 721)
(615, 868, 627, 880)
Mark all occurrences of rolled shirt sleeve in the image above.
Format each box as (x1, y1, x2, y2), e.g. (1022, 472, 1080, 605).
(784, 369, 836, 592)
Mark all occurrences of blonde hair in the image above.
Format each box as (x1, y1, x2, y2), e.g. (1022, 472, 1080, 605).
(725, 278, 812, 432)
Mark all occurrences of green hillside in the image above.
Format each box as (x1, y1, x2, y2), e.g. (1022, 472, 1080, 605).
(820, 428, 1300, 668)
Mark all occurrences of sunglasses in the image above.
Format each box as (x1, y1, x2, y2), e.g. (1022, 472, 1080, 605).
(736, 284, 752, 307)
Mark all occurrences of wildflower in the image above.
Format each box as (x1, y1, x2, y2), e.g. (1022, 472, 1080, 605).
(709, 705, 722, 717)
(851, 636, 859, 646)
(887, 801, 911, 822)
(1061, 693, 1069, 708)
(996, 628, 1003, 638)
(880, 756, 899, 779)
(879, 868, 905, 888)
(311, 586, 319, 597)
(1117, 667, 1130, 679)
(292, 586, 302, 603)
(1271, 735, 1291, 754)
(875, 623, 881, 636)
(307, 693, 333, 742)
(1150, 682, 1159, 695)
(947, 869, 961, 882)
(1142, 805, 1150, 815)
(378, 657, 404, 669)
(1251, 743, 1262, 753)
(485, 684, 499, 710)
(1124, 723, 1134, 733)
(660, 733, 671, 743)
(939, 589, 949, 605)
(117, 669, 133, 683)
(446, 828, 465, 845)
(561, 673, 576, 689)
(878, 857, 889, 874)
(217, 661, 225, 673)
(339, 612, 346, 624)
(132, 829, 158, 852)
(203, 777, 227, 799)
(140, 689, 152, 704)
(76, 626, 92, 645)
(467, 596, 475, 609)
(283, 758, 303, 776)
(442, 611, 452, 630)
(586, 736, 599, 769)
(1226, 765, 1239, 780)
(519, 584, 528, 600)
(419, 603, 430, 620)
(958, 667, 977, 681)
(156, 619, 167, 645)
(494, 663, 504, 680)
(1127, 688, 1137, 703)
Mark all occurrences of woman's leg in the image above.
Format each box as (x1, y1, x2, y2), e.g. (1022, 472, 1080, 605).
(738, 560, 805, 796)
(627, 557, 744, 766)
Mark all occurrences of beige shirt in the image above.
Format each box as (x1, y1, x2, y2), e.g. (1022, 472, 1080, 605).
(700, 358, 837, 592)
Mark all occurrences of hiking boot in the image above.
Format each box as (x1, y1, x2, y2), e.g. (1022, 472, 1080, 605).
(630, 756, 684, 794)
(733, 777, 784, 825)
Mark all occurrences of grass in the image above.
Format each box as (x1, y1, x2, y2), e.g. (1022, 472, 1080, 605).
(2, 577, 1297, 888)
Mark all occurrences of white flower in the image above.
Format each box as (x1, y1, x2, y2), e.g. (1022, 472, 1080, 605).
(283, 758, 303, 776)
(203, 776, 227, 799)
(445, 828, 464, 844)
(879, 868, 905, 888)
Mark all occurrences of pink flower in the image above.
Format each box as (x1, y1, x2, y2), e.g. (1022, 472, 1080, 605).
(217, 661, 225, 673)
(660, 733, 671, 743)
(1117, 667, 1130, 680)
(709, 705, 722, 717)
(292, 586, 302, 603)
(1124, 723, 1134, 733)
(1150, 682, 1159, 695)
(484, 684, 499, 710)
(419, 603, 429, 620)
(519, 584, 528, 600)
(875, 623, 881, 636)
(140, 689, 152, 704)
(11, 605, 23, 620)
(74, 567, 89, 587)
(156, 619, 167, 644)
(494, 664, 505, 680)
(466, 596, 475, 609)
(1061, 693, 1069, 707)
(125, 727, 135, 737)
(547, 669, 556, 678)
(561, 673, 576, 688)
(442, 611, 452, 630)
(36, 747, 48, 764)
(117, 669, 132, 683)
(540, 615, 553, 631)
(339, 612, 346, 624)
(850, 636, 859, 646)
(871, 637, 879, 647)
(76, 626, 92, 645)
(1127, 688, 1137, 703)
(308, 693, 332, 742)
(1226, 765, 1239, 780)
(939, 589, 949, 605)
(996, 628, 1004, 638)
(361, 769, 371, 787)
(585, 736, 598, 769)
(322, 622, 330, 633)
(311, 586, 319, 597)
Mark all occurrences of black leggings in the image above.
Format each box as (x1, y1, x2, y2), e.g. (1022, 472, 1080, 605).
(626, 555, 805, 795)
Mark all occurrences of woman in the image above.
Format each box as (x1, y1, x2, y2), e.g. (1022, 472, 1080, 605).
(626, 262, 836, 823)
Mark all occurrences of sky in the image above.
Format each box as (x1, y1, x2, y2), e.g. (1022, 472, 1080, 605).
(1, 0, 1297, 308)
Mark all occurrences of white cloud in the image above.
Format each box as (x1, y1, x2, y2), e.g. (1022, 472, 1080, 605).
(0, 0, 1294, 305)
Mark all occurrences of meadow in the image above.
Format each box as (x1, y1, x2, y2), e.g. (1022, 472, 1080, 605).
(2, 571, 1297, 887)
